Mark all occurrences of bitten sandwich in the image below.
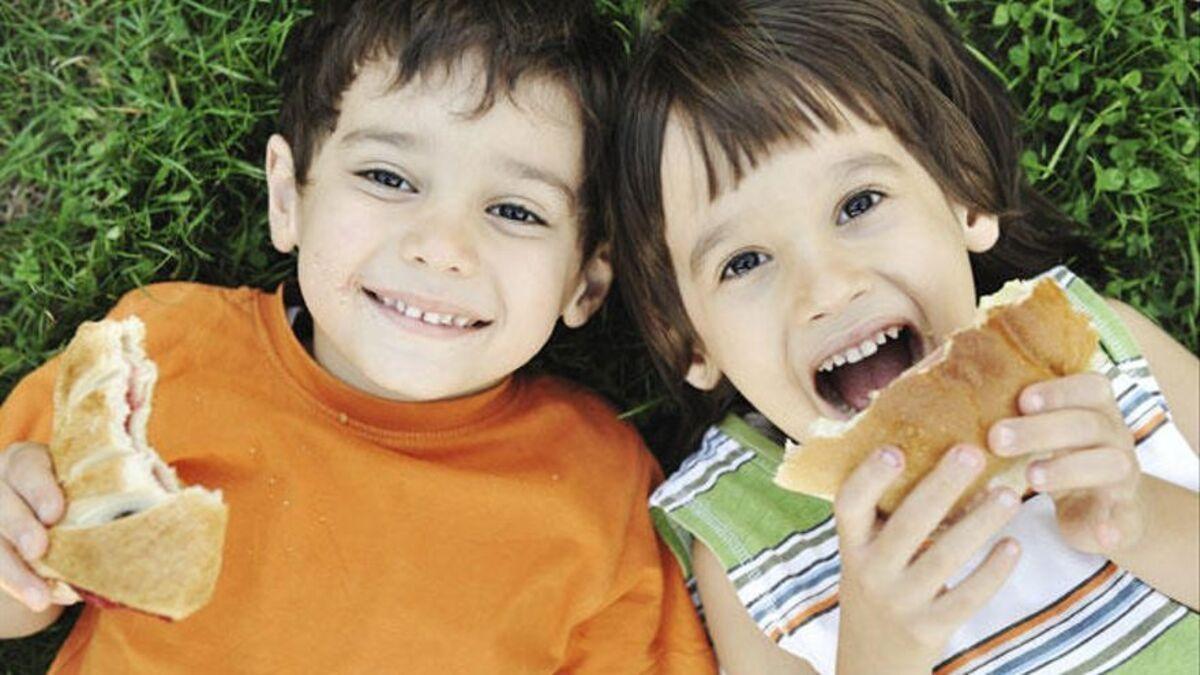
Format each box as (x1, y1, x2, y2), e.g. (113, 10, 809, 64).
(32, 317, 228, 621)
(775, 278, 1099, 516)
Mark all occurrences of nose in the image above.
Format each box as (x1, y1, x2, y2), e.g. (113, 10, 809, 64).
(792, 244, 871, 323)
(398, 214, 478, 276)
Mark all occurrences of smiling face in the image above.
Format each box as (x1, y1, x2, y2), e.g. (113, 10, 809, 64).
(661, 106, 999, 440)
(266, 57, 610, 401)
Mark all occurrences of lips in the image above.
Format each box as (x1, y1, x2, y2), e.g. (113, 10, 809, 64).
(362, 287, 492, 332)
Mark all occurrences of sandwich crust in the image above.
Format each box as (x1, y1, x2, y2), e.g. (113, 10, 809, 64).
(775, 279, 1099, 516)
(39, 489, 227, 621)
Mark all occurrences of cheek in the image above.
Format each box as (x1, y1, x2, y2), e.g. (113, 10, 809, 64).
(498, 240, 577, 310)
(296, 203, 385, 281)
(699, 291, 786, 375)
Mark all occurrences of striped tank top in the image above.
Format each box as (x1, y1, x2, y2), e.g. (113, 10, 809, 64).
(650, 267, 1199, 674)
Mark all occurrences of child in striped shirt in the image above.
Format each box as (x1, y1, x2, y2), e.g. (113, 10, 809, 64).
(613, 0, 1199, 672)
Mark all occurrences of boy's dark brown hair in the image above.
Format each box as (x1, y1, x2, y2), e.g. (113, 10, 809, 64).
(614, 0, 1089, 452)
(277, 0, 624, 258)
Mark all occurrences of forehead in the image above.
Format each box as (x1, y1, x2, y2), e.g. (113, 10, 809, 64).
(332, 56, 585, 177)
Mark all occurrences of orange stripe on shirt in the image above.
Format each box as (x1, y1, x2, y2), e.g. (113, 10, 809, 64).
(768, 593, 840, 643)
(1133, 410, 1167, 443)
(934, 563, 1118, 674)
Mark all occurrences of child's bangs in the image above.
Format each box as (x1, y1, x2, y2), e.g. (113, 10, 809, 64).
(648, 0, 901, 201)
(673, 71, 883, 201)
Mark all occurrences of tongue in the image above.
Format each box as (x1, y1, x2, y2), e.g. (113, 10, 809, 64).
(830, 338, 912, 411)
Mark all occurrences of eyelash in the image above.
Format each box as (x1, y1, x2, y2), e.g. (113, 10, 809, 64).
(357, 169, 546, 226)
(837, 189, 884, 224)
(486, 203, 547, 226)
(720, 250, 771, 282)
(358, 168, 416, 192)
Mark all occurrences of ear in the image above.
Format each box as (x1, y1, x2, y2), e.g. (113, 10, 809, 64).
(561, 244, 614, 328)
(957, 205, 1000, 253)
(266, 134, 301, 254)
(684, 350, 722, 391)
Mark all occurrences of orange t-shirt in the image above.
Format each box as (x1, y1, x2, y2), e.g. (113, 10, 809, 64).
(0, 282, 716, 674)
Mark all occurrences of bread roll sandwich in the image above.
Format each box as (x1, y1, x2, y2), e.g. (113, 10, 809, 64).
(32, 316, 228, 621)
(775, 278, 1099, 516)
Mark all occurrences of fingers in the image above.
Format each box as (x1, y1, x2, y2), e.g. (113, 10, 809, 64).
(1026, 447, 1138, 493)
(836, 447, 905, 549)
(0, 539, 51, 612)
(0, 442, 62, 613)
(0, 483, 47, 561)
(929, 538, 1021, 627)
(2, 444, 64, 524)
(873, 445, 986, 570)
(990, 408, 1129, 458)
(1018, 373, 1119, 417)
(904, 488, 1021, 602)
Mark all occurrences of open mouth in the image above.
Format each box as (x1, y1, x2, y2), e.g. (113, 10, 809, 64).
(363, 288, 492, 330)
(814, 324, 925, 415)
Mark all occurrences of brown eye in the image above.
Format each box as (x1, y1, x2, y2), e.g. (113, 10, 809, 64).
(837, 190, 883, 224)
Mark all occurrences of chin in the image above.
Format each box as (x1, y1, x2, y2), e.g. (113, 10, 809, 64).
(369, 374, 464, 401)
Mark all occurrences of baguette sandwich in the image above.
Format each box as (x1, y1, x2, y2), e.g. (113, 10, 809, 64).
(775, 278, 1099, 516)
(32, 317, 228, 621)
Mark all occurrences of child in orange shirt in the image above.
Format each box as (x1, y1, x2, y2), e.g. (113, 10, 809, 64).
(0, 1, 716, 672)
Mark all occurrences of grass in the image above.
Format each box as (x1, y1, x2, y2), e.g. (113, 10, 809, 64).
(0, 0, 1195, 671)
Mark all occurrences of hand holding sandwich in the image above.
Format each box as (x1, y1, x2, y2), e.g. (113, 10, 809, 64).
(834, 444, 1023, 674)
(2, 316, 227, 639)
(991, 373, 1198, 610)
(0, 441, 72, 635)
(989, 373, 1142, 555)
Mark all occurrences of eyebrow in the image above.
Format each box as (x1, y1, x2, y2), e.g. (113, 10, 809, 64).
(689, 219, 734, 279)
(339, 128, 575, 210)
(500, 157, 577, 211)
(831, 152, 903, 179)
(339, 128, 424, 151)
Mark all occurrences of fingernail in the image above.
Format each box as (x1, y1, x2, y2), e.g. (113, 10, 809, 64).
(1024, 392, 1044, 413)
(1000, 539, 1020, 558)
(955, 445, 982, 468)
(1028, 466, 1046, 488)
(36, 499, 58, 523)
(17, 532, 39, 559)
(995, 488, 1019, 508)
(993, 425, 1015, 453)
(23, 586, 47, 611)
(879, 447, 903, 469)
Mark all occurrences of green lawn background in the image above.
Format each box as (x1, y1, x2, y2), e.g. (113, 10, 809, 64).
(1, 0, 1196, 671)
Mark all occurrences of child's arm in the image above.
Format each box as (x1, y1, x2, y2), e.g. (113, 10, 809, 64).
(692, 541, 817, 674)
(1106, 299, 1199, 454)
(0, 442, 67, 638)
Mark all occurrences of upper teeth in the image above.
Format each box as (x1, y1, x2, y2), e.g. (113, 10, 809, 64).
(818, 327, 901, 373)
(375, 294, 476, 328)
